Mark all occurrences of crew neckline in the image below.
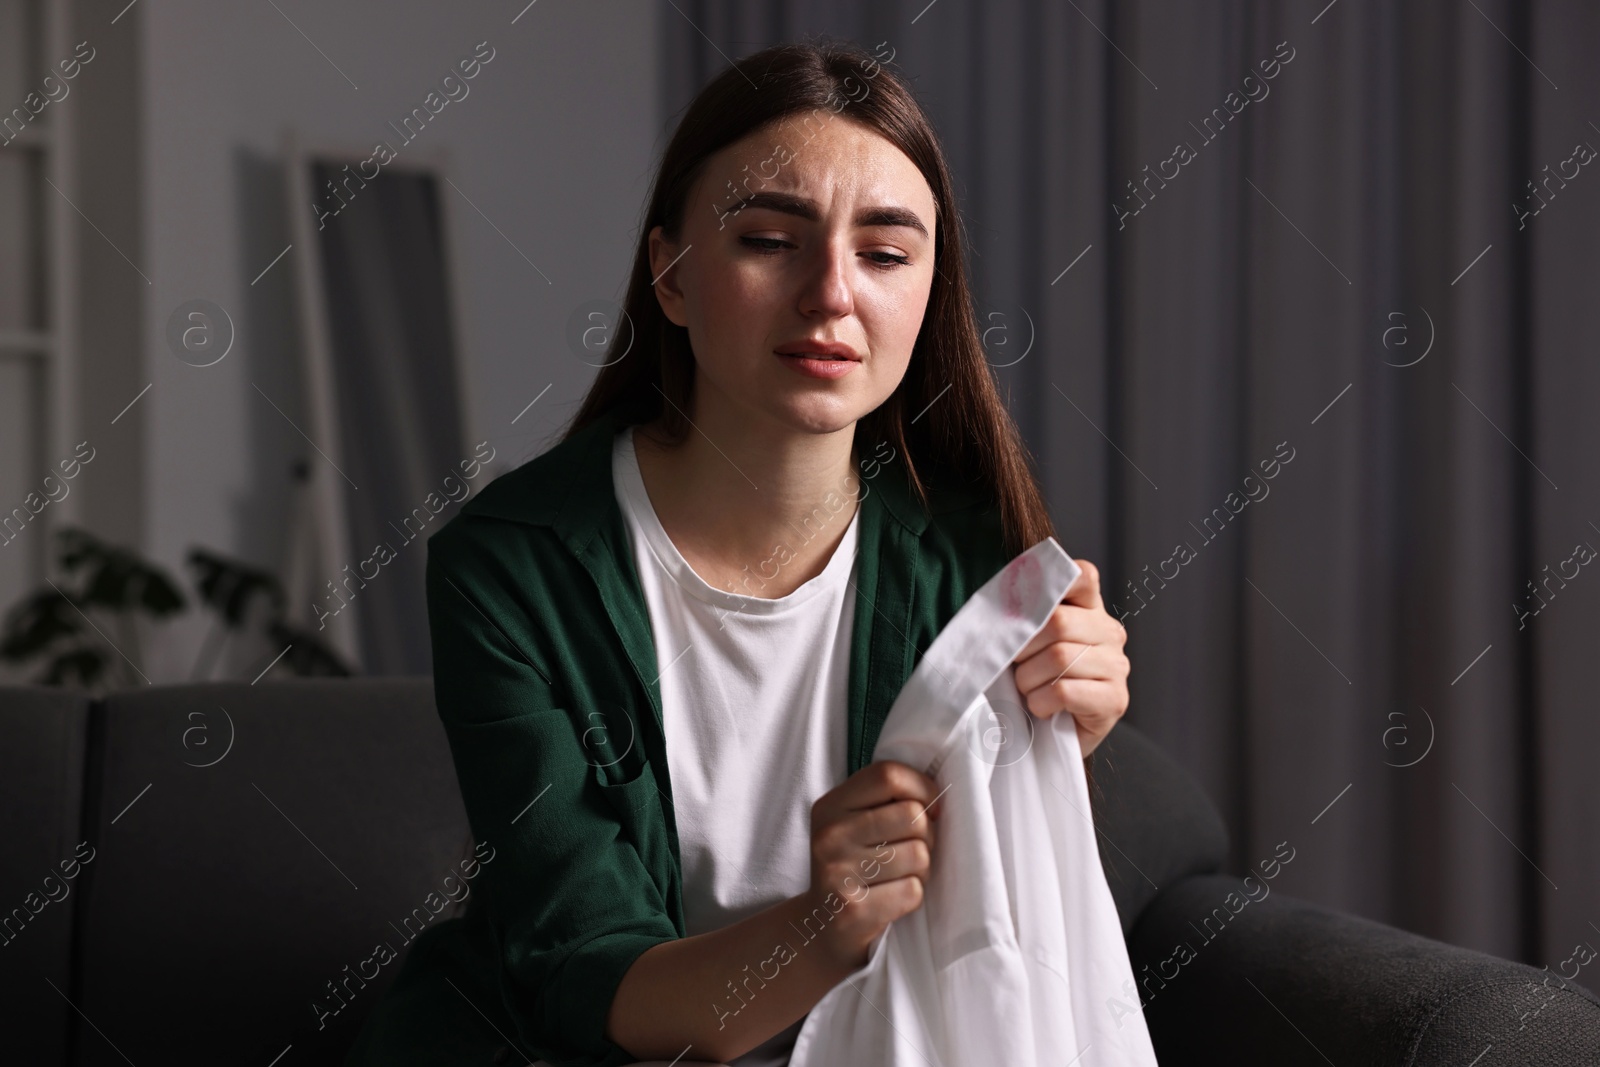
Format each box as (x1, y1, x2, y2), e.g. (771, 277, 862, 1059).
(612, 426, 860, 615)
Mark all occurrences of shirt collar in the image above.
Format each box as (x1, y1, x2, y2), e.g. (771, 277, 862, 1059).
(460, 402, 943, 548)
(455, 402, 963, 830)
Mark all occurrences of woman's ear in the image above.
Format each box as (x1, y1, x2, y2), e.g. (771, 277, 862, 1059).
(648, 225, 690, 328)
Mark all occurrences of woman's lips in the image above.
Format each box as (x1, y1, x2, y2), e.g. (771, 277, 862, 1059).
(776, 352, 860, 379)
(773, 339, 862, 360)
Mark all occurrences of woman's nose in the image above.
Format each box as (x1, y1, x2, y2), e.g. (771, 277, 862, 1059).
(796, 243, 855, 319)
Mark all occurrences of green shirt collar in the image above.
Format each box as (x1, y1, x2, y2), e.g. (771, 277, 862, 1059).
(459, 403, 936, 544)
(458, 403, 957, 784)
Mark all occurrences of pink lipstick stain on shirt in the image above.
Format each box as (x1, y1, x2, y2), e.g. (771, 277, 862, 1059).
(1000, 553, 1042, 619)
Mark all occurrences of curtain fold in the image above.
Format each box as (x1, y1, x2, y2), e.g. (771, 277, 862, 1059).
(660, 0, 1599, 969)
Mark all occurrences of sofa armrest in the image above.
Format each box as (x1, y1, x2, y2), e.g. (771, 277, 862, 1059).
(1088, 721, 1230, 937)
(1123, 873, 1600, 1066)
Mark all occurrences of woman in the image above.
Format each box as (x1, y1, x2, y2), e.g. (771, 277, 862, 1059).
(346, 39, 1129, 1067)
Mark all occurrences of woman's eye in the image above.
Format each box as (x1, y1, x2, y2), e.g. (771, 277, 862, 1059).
(740, 236, 788, 253)
(739, 236, 910, 269)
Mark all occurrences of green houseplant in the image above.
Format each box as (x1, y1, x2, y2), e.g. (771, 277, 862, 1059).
(0, 526, 351, 691)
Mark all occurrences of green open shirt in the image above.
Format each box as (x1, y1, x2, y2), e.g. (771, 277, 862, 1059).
(346, 404, 1014, 1067)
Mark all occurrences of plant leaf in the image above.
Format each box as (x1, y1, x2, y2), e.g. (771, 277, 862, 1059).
(56, 527, 186, 615)
(186, 549, 285, 627)
(265, 621, 354, 678)
(0, 591, 84, 661)
(39, 647, 106, 686)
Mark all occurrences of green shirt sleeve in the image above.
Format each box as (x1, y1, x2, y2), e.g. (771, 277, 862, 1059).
(425, 519, 678, 1066)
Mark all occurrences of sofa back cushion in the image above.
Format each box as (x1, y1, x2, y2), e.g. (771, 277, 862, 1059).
(0, 686, 92, 1066)
(72, 679, 470, 1066)
(37, 683, 1225, 1063)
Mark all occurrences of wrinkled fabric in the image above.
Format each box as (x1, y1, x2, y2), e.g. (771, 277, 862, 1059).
(789, 536, 1160, 1067)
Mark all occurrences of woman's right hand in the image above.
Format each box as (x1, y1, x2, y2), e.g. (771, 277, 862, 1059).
(804, 759, 943, 971)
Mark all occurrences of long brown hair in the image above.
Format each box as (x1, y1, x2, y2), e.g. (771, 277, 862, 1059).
(560, 38, 1056, 560)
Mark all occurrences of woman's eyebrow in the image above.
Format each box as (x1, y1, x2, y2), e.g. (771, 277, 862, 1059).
(727, 190, 929, 240)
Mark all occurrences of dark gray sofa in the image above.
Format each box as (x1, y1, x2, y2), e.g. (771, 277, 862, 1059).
(2, 679, 1596, 1065)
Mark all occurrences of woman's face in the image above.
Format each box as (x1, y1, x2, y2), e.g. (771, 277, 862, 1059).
(649, 114, 938, 439)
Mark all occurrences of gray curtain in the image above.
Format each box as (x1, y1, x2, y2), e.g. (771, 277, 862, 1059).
(661, 0, 1600, 969)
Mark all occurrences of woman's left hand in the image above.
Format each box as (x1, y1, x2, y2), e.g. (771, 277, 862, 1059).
(1010, 559, 1129, 758)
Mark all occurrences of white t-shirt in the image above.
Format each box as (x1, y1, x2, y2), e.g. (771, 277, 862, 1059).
(611, 426, 858, 1066)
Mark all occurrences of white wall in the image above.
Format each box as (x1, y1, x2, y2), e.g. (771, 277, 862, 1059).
(138, 0, 663, 679)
